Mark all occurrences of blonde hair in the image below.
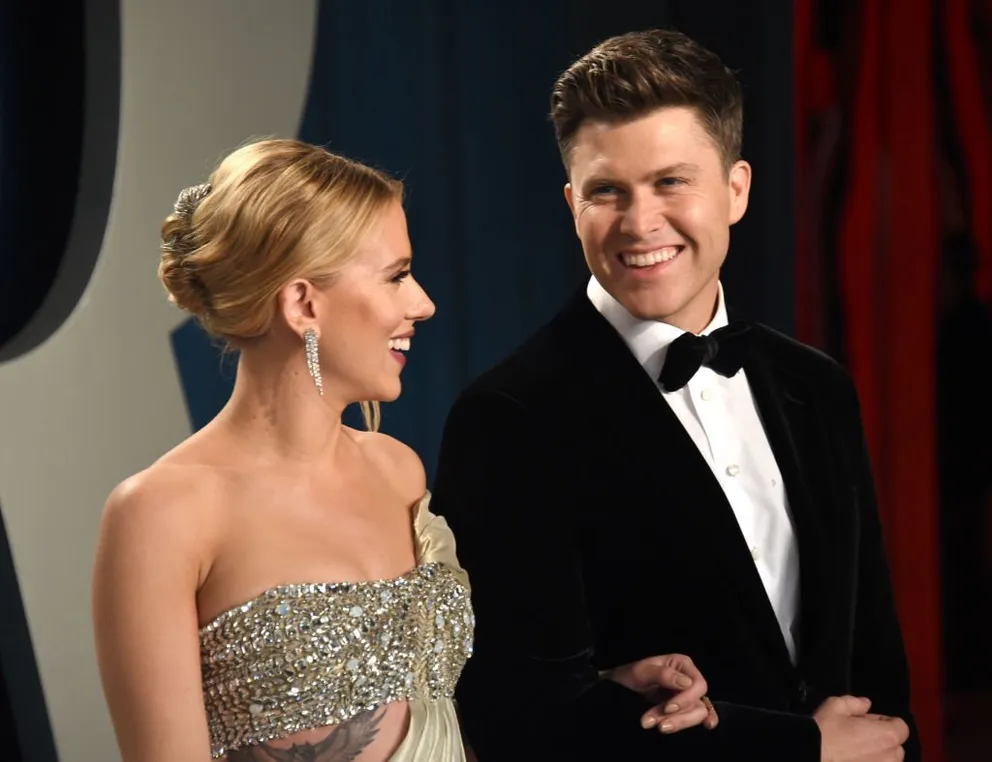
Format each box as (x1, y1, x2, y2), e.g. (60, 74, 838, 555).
(158, 138, 402, 430)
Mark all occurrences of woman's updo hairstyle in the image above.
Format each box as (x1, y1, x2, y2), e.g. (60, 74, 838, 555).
(158, 138, 403, 343)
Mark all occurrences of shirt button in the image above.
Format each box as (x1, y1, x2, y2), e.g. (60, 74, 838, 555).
(700, 388, 714, 401)
(751, 546, 761, 561)
(725, 464, 740, 477)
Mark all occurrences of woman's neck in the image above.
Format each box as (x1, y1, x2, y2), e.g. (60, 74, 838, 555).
(216, 344, 351, 464)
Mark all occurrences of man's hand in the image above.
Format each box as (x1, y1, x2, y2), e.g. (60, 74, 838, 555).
(603, 653, 719, 734)
(815, 695, 909, 761)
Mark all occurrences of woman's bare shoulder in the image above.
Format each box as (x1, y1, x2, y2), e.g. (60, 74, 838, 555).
(98, 457, 228, 584)
(92, 459, 222, 760)
(347, 429, 427, 502)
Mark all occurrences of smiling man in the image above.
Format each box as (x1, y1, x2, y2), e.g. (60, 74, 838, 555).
(565, 105, 746, 334)
(431, 29, 919, 761)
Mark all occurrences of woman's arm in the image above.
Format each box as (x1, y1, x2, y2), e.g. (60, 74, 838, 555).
(92, 472, 216, 762)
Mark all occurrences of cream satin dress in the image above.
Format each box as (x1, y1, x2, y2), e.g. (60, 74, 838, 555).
(199, 493, 474, 761)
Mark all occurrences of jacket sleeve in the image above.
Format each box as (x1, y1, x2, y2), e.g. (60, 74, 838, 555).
(432, 389, 821, 761)
(844, 384, 921, 761)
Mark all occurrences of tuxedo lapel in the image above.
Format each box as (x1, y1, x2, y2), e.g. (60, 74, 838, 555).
(553, 295, 799, 672)
(743, 333, 835, 674)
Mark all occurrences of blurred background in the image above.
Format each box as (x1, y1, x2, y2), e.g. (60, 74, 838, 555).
(0, 1, 988, 760)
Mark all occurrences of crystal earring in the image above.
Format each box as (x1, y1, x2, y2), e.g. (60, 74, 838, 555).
(303, 328, 323, 396)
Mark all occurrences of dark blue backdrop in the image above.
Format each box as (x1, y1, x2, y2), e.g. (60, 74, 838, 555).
(171, 0, 796, 483)
(171, 0, 587, 479)
(295, 0, 583, 478)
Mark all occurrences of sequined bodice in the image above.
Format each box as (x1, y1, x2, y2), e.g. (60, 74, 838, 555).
(199, 562, 474, 758)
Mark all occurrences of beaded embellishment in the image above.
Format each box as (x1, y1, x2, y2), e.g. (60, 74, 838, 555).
(199, 563, 474, 758)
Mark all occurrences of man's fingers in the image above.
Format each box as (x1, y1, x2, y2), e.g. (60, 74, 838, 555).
(820, 694, 872, 717)
(887, 717, 910, 745)
(865, 710, 910, 748)
(845, 696, 872, 717)
(864, 709, 909, 747)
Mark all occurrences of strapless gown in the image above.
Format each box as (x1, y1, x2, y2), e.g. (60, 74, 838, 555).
(198, 493, 474, 760)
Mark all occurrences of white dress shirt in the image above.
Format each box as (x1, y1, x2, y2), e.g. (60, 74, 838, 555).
(587, 276, 801, 663)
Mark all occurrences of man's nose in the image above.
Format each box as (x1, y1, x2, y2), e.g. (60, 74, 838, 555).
(619, 194, 665, 239)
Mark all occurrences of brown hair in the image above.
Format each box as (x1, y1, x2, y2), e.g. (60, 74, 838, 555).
(550, 29, 743, 172)
(158, 137, 403, 429)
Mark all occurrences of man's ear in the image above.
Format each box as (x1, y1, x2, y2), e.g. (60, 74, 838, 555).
(728, 160, 751, 225)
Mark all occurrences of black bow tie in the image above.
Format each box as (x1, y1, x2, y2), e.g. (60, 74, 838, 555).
(658, 322, 754, 391)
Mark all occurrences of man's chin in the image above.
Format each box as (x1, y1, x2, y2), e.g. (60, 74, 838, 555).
(615, 292, 687, 324)
(607, 275, 720, 330)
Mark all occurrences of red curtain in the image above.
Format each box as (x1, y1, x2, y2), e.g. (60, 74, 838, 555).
(793, 0, 820, 347)
(876, 3, 944, 756)
(795, 1, 944, 758)
(944, 0, 992, 299)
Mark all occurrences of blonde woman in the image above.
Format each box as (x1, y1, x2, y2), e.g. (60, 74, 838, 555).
(92, 138, 715, 762)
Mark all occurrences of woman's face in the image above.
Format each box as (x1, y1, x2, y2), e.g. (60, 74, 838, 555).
(314, 200, 435, 404)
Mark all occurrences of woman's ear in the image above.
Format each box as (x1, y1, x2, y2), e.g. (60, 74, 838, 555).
(276, 278, 320, 336)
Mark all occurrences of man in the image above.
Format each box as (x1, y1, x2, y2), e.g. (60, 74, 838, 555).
(431, 29, 918, 761)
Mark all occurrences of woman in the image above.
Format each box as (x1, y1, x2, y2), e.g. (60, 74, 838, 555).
(92, 138, 716, 761)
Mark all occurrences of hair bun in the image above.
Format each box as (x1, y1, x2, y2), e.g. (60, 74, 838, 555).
(156, 138, 402, 344)
(158, 183, 213, 318)
(163, 182, 212, 257)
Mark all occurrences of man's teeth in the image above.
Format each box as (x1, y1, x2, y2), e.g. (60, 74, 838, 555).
(621, 247, 681, 267)
(388, 338, 411, 351)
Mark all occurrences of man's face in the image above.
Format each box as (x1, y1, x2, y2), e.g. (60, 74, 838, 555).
(565, 106, 751, 333)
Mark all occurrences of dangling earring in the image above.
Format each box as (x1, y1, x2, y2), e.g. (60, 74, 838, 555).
(303, 328, 323, 396)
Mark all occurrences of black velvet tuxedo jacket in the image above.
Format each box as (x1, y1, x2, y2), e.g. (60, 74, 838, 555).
(431, 291, 920, 761)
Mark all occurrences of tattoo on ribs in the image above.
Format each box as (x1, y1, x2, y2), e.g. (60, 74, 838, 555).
(227, 708, 386, 762)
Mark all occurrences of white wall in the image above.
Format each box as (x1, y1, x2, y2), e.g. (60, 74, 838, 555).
(0, 1, 318, 758)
